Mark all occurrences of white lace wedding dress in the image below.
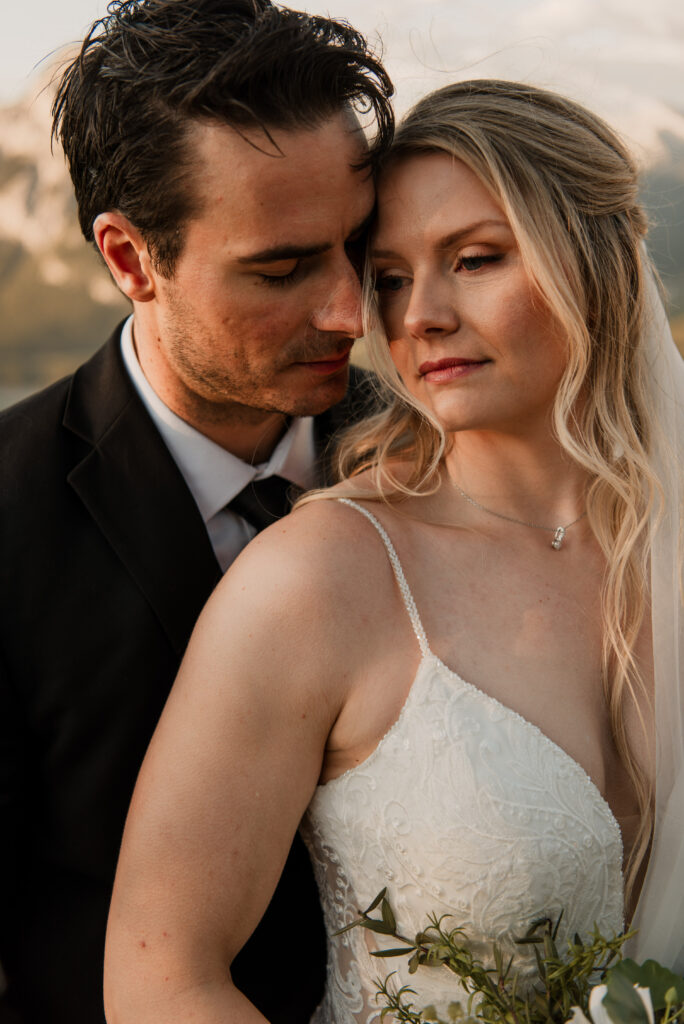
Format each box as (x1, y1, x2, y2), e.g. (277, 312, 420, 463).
(300, 499, 625, 1024)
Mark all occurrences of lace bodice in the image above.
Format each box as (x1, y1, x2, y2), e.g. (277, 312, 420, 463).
(300, 499, 624, 1024)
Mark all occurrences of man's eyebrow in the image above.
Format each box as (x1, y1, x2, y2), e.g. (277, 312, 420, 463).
(236, 209, 376, 265)
(236, 241, 332, 264)
(372, 218, 510, 259)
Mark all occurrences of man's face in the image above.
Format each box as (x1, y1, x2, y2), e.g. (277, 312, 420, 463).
(139, 112, 374, 425)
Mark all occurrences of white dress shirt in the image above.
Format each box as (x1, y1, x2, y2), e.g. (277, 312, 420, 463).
(120, 316, 317, 571)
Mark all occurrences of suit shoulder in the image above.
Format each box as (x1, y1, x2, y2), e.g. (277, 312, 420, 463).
(0, 378, 78, 521)
(0, 329, 127, 459)
(0, 375, 73, 450)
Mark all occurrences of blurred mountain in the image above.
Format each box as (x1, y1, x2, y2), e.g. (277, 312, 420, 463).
(0, 87, 129, 403)
(1, 86, 683, 408)
(642, 130, 684, 326)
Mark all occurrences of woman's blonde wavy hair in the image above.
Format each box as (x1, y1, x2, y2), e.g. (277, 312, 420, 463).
(307, 79, 659, 901)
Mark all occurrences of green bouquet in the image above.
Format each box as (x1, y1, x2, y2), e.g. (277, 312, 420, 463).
(339, 890, 684, 1024)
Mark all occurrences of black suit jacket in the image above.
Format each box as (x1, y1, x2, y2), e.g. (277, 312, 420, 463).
(0, 326, 374, 1023)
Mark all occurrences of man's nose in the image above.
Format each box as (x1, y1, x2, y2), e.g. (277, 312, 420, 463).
(311, 259, 364, 338)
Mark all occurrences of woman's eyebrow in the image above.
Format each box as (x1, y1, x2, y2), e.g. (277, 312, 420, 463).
(372, 218, 510, 259)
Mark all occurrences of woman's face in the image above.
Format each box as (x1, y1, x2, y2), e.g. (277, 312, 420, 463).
(372, 152, 568, 437)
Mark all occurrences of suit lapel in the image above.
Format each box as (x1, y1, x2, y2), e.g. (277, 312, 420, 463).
(62, 335, 375, 652)
(63, 328, 222, 657)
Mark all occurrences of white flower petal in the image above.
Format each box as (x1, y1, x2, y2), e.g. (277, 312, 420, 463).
(588, 984, 613, 1024)
(635, 987, 655, 1024)
(586, 980, 655, 1024)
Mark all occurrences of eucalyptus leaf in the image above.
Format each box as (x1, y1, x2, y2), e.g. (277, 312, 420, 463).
(372, 947, 418, 958)
(608, 959, 684, 1011)
(603, 970, 651, 1024)
(336, 915, 373, 936)
(382, 897, 397, 933)
(365, 888, 388, 914)
(362, 918, 398, 935)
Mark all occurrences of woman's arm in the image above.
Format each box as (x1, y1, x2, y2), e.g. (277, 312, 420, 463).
(103, 507, 361, 1023)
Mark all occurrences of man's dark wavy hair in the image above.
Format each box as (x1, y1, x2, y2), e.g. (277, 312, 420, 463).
(52, 0, 394, 275)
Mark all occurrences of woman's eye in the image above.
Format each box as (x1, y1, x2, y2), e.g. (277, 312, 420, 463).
(375, 273, 408, 293)
(458, 254, 503, 272)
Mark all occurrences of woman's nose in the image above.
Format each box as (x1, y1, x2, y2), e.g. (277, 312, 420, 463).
(403, 276, 459, 340)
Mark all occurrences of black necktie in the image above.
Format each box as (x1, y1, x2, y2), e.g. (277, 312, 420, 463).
(227, 475, 303, 533)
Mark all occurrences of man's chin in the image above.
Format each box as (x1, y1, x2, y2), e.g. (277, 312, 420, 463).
(284, 365, 351, 417)
(179, 361, 352, 421)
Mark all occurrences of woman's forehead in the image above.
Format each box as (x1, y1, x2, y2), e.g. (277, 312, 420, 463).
(373, 152, 509, 251)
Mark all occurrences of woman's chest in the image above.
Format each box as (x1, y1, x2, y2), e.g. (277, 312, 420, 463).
(409, 558, 615, 785)
(307, 661, 625, 966)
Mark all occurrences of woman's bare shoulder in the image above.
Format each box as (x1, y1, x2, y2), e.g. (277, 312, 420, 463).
(227, 492, 387, 591)
(205, 492, 397, 654)
(321, 461, 417, 500)
(175, 496, 396, 737)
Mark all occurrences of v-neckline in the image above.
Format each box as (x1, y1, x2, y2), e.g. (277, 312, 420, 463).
(320, 648, 624, 872)
(423, 651, 625, 860)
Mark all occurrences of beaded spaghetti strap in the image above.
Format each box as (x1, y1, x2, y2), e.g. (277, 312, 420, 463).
(337, 498, 431, 658)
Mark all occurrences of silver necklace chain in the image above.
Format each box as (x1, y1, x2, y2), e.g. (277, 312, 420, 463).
(453, 482, 587, 550)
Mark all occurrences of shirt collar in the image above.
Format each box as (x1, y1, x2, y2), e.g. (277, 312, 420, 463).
(120, 316, 316, 523)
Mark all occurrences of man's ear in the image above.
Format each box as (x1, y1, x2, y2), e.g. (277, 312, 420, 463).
(93, 212, 157, 302)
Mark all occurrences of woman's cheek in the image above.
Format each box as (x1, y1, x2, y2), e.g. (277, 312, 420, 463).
(387, 338, 413, 379)
(380, 303, 408, 344)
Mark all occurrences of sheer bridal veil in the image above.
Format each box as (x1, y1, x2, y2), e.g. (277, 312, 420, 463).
(631, 257, 684, 972)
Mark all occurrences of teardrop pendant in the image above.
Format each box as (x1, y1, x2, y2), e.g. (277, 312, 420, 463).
(551, 526, 566, 550)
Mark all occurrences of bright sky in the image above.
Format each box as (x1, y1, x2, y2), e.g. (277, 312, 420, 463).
(3, 0, 684, 161)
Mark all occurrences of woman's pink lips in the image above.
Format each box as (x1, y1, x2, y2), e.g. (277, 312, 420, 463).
(419, 357, 490, 383)
(296, 349, 352, 375)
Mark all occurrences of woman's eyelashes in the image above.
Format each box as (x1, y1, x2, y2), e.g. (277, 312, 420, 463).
(458, 253, 504, 272)
(375, 271, 409, 293)
(374, 252, 505, 292)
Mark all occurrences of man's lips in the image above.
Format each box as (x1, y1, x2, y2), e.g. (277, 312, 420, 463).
(418, 357, 490, 383)
(295, 347, 353, 375)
